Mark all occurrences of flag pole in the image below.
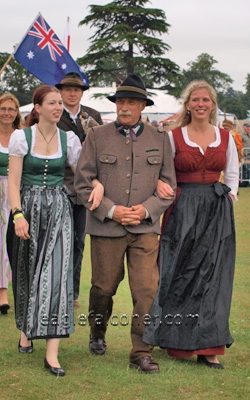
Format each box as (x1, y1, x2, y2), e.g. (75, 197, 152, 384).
(63, 16, 71, 52)
(67, 16, 70, 52)
(0, 52, 14, 80)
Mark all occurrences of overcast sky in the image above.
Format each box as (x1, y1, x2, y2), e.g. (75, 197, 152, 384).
(1, 0, 249, 91)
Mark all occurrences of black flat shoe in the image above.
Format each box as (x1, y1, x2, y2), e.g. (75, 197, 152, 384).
(197, 355, 224, 369)
(44, 358, 65, 377)
(0, 304, 10, 314)
(18, 339, 33, 354)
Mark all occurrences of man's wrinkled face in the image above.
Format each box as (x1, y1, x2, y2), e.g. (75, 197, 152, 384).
(116, 98, 146, 126)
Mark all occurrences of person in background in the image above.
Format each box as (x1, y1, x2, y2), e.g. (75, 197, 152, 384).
(56, 72, 103, 309)
(222, 119, 243, 164)
(21, 114, 30, 127)
(141, 117, 152, 126)
(74, 74, 176, 373)
(151, 120, 158, 128)
(7, 85, 103, 377)
(240, 122, 250, 181)
(0, 93, 22, 315)
(144, 80, 239, 370)
(162, 119, 177, 132)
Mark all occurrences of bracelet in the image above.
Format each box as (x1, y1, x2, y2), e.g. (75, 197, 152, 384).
(13, 213, 24, 221)
(12, 207, 23, 216)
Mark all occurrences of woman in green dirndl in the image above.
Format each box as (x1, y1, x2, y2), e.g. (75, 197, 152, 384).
(7, 85, 103, 376)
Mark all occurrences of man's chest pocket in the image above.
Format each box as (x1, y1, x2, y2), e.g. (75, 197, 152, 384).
(99, 154, 117, 164)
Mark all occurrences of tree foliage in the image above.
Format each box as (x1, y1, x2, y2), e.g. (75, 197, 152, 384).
(217, 87, 248, 120)
(169, 53, 233, 98)
(77, 0, 180, 88)
(0, 52, 41, 106)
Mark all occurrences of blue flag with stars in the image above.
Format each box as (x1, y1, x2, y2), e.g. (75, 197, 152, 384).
(14, 13, 89, 87)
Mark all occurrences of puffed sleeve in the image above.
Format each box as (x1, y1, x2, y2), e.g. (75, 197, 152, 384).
(223, 134, 239, 198)
(8, 129, 28, 156)
(167, 130, 176, 157)
(66, 130, 82, 166)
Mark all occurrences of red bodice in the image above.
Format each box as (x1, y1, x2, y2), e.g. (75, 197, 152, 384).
(172, 127, 229, 183)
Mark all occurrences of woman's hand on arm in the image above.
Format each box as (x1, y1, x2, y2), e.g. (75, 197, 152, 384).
(156, 179, 175, 199)
(88, 179, 104, 211)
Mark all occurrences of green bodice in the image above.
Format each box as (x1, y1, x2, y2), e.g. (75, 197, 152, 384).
(0, 150, 9, 176)
(21, 127, 67, 187)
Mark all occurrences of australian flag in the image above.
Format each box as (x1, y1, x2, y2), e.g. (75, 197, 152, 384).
(14, 13, 89, 87)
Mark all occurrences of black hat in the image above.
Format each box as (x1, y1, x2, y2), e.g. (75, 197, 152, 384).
(243, 122, 250, 127)
(107, 74, 154, 106)
(55, 72, 89, 91)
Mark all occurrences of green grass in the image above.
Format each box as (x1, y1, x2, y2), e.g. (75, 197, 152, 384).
(1, 187, 250, 400)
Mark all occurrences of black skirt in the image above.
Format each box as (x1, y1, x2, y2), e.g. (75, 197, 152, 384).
(143, 182, 235, 350)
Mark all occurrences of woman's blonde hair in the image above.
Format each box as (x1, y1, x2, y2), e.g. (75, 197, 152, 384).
(176, 80, 218, 127)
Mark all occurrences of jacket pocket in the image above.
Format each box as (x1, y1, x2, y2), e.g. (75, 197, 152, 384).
(147, 155, 161, 165)
(99, 154, 117, 164)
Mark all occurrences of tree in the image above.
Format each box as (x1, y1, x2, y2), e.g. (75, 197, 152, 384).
(217, 87, 248, 120)
(169, 53, 233, 98)
(77, 0, 180, 88)
(242, 73, 250, 115)
(0, 52, 41, 105)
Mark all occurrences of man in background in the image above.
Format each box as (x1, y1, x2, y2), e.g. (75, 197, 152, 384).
(56, 72, 103, 308)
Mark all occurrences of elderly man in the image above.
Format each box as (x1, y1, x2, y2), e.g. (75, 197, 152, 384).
(56, 72, 103, 308)
(74, 74, 176, 373)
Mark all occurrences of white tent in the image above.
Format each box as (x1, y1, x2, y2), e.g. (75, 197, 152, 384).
(19, 86, 236, 126)
(19, 86, 182, 123)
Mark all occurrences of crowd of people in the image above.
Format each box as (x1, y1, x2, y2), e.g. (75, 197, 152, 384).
(0, 71, 244, 377)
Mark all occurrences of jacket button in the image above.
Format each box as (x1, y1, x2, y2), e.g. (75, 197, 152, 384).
(125, 189, 130, 194)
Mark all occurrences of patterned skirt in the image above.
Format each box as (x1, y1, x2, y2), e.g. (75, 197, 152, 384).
(0, 175, 11, 288)
(7, 185, 74, 339)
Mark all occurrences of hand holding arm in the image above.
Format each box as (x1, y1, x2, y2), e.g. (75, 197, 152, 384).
(156, 179, 175, 199)
(88, 179, 104, 211)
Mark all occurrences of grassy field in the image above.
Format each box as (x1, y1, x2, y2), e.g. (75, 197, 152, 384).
(0, 187, 250, 400)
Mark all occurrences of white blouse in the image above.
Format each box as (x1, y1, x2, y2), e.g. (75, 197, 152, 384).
(168, 126, 239, 197)
(8, 125, 82, 167)
(0, 143, 8, 153)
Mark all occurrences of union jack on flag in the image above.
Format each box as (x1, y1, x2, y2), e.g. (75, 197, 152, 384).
(14, 13, 89, 87)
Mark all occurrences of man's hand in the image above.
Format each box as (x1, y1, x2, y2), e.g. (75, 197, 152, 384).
(113, 205, 145, 226)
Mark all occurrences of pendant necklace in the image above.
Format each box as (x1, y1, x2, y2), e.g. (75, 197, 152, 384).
(37, 124, 57, 154)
